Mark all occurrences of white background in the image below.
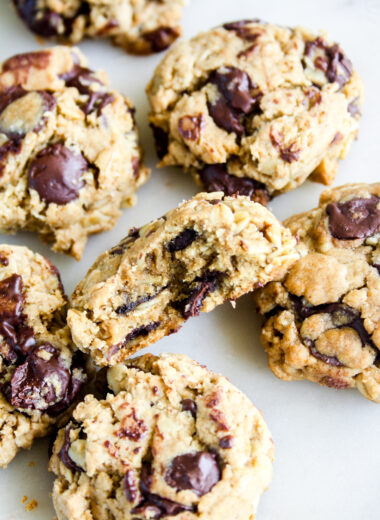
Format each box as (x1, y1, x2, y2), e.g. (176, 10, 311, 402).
(0, 0, 379, 518)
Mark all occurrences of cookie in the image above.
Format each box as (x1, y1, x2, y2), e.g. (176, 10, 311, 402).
(147, 20, 363, 203)
(254, 183, 380, 402)
(49, 352, 274, 520)
(0, 46, 148, 259)
(68, 191, 299, 366)
(13, 0, 185, 55)
(0, 244, 87, 467)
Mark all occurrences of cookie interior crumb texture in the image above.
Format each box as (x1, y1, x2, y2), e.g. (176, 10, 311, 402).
(147, 20, 363, 202)
(254, 183, 380, 402)
(0, 244, 87, 467)
(12, 0, 186, 55)
(49, 353, 274, 520)
(68, 192, 300, 366)
(0, 46, 149, 259)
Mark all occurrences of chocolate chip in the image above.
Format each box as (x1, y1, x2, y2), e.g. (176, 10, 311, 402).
(0, 254, 9, 266)
(0, 87, 56, 139)
(181, 399, 197, 418)
(270, 130, 300, 163)
(131, 462, 195, 517)
(150, 124, 169, 159)
(58, 423, 84, 473)
(143, 27, 179, 52)
(124, 322, 161, 344)
(28, 143, 87, 205)
(326, 196, 380, 240)
(0, 274, 35, 364)
(219, 435, 233, 449)
(116, 293, 158, 315)
(124, 469, 138, 503)
(116, 409, 147, 441)
(320, 376, 350, 389)
(0, 140, 22, 176)
(167, 229, 198, 253)
(165, 452, 221, 496)
(61, 66, 114, 116)
(199, 164, 270, 205)
(373, 264, 380, 275)
(132, 157, 140, 178)
(178, 115, 204, 141)
(303, 37, 352, 87)
(173, 272, 222, 319)
(223, 19, 263, 40)
(208, 67, 261, 135)
(10, 343, 70, 410)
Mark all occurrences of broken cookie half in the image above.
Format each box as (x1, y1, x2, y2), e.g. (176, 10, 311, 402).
(68, 192, 299, 366)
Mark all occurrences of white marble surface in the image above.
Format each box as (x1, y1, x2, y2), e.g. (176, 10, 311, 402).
(0, 1, 379, 519)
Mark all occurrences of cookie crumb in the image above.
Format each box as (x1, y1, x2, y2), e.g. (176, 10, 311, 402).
(28, 461, 35, 467)
(25, 499, 38, 511)
(21, 495, 28, 504)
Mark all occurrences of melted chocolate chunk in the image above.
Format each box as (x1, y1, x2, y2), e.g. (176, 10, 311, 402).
(373, 264, 380, 275)
(208, 67, 261, 135)
(14, 0, 90, 38)
(165, 452, 221, 496)
(151, 124, 169, 159)
(131, 462, 195, 517)
(0, 87, 56, 139)
(199, 164, 270, 205)
(326, 196, 380, 240)
(123, 322, 161, 345)
(178, 115, 204, 141)
(290, 296, 379, 362)
(270, 130, 300, 163)
(223, 19, 263, 40)
(47, 351, 86, 416)
(116, 293, 158, 315)
(167, 229, 198, 253)
(10, 343, 70, 410)
(28, 143, 87, 205)
(0, 86, 27, 115)
(181, 399, 197, 418)
(0, 274, 35, 364)
(144, 27, 179, 52)
(303, 37, 352, 87)
(58, 423, 84, 473)
(61, 66, 114, 115)
(173, 272, 222, 319)
(304, 338, 343, 367)
(12, 0, 85, 37)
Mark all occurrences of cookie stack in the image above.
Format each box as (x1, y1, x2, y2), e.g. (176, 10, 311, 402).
(0, 5, 377, 520)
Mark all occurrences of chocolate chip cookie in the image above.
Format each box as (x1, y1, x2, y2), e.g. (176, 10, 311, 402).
(0, 46, 148, 259)
(147, 20, 363, 203)
(49, 353, 274, 520)
(13, 0, 185, 55)
(68, 192, 299, 365)
(0, 244, 87, 467)
(254, 183, 380, 402)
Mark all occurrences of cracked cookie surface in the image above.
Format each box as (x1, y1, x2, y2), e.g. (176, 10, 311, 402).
(68, 192, 299, 366)
(147, 20, 363, 202)
(0, 46, 148, 259)
(0, 244, 87, 467)
(254, 183, 380, 402)
(13, 0, 185, 55)
(49, 353, 274, 520)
